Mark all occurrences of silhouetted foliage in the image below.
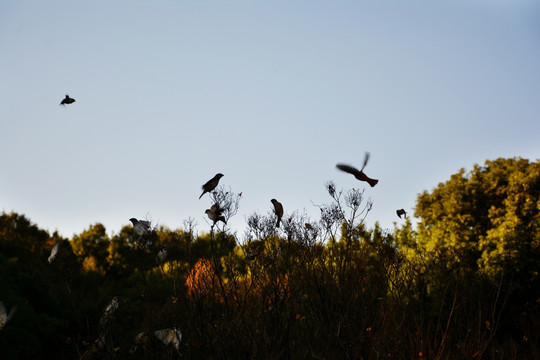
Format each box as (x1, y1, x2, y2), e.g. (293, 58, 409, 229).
(0, 158, 538, 359)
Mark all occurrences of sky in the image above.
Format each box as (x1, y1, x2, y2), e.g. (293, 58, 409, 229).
(1, 0, 539, 239)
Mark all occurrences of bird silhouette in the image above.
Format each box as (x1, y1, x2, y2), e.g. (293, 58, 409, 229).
(336, 152, 378, 187)
(0, 302, 17, 330)
(60, 95, 75, 106)
(48, 242, 60, 264)
(205, 204, 227, 226)
(396, 209, 407, 218)
(199, 173, 224, 199)
(155, 327, 182, 352)
(271, 199, 284, 228)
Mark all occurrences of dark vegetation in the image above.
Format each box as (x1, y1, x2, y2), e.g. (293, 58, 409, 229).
(0, 158, 539, 359)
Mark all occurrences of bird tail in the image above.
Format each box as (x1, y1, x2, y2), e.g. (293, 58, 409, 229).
(367, 177, 379, 187)
(276, 219, 281, 228)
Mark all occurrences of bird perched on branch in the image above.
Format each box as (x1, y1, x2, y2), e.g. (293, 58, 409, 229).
(396, 209, 407, 218)
(199, 173, 224, 199)
(60, 95, 75, 106)
(271, 199, 284, 228)
(155, 327, 182, 352)
(156, 247, 168, 265)
(336, 152, 379, 187)
(205, 204, 227, 226)
(100, 296, 120, 328)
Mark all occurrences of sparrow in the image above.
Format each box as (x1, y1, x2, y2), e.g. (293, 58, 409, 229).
(271, 199, 284, 228)
(205, 204, 227, 225)
(199, 173, 224, 199)
(0, 302, 17, 330)
(336, 152, 378, 187)
(100, 296, 120, 328)
(396, 209, 407, 218)
(129, 218, 151, 237)
(154, 327, 182, 352)
(156, 247, 168, 264)
(60, 95, 75, 106)
(48, 242, 60, 263)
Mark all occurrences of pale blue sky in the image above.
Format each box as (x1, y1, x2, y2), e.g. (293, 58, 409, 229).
(1, 0, 539, 238)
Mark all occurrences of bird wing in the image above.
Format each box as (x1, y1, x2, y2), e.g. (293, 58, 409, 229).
(360, 152, 370, 172)
(139, 220, 151, 229)
(336, 163, 360, 175)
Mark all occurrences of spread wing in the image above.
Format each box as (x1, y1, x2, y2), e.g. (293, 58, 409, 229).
(336, 163, 360, 176)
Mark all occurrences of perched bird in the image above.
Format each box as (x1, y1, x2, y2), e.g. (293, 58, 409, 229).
(48, 242, 60, 264)
(100, 296, 120, 328)
(155, 327, 182, 352)
(271, 199, 284, 228)
(156, 247, 168, 265)
(0, 302, 17, 330)
(129, 218, 151, 237)
(396, 209, 407, 218)
(305, 223, 314, 230)
(199, 173, 224, 199)
(205, 204, 227, 226)
(60, 95, 75, 106)
(336, 152, 379, 187)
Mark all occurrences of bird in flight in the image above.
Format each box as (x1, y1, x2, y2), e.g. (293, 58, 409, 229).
(336, 152, 379, 187)
(199, 173, 224, 199)
(129, 218, 151, 237)
(0, 302, 17, 330)
(155, 327, 182, 352)
(271, 199, 284, 228)
(60, 95, 75, 106)
(48, 242, 60, 264)
(396, 209, 407, 218)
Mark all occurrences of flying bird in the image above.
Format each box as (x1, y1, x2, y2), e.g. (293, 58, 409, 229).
(129, 218, 151, 237)
(199, 173, 224, 199)
(205, 204, 227, 226)
(336, 152, 378, 187)
(48, 242, 60, 264)
(156, 247, 168, 265)
(396, 209, 407, 218)
(271, 199, 284, 228)
(60, 95, 75, 106)
(0, 302, 17, 330)
(155, 327, 182, 352)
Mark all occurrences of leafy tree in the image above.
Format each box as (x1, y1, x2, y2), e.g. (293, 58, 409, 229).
(71, 223, 110, 274)
(415, 157, 540, 284)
